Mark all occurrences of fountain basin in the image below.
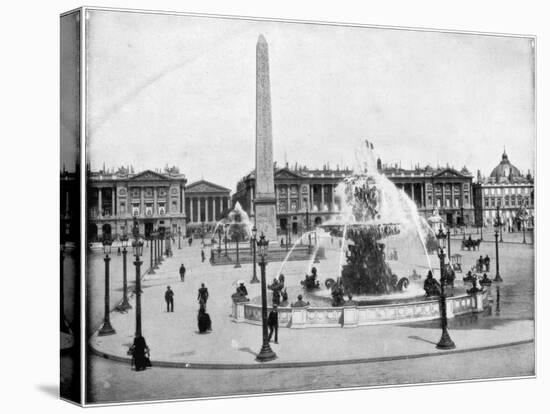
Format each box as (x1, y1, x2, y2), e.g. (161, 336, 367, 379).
(232, 291, 488, 328)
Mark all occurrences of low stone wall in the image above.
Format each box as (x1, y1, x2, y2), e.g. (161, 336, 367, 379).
(211, 246, 324, 265)
(232, 291, 488, 328)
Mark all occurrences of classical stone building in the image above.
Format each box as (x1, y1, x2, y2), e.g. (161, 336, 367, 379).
(473, 151, 534, 228)
(184, 180, 231, 235)
(381, 162, 475, 226)
(233, 164, 353, 235)
(233, 160, 475, 233)
(87, 166, 187, 242)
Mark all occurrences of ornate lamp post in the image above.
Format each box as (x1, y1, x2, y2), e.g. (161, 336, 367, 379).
(217, 226, 222, 258)
(152, 229, 159, 270)
(116, 234, 131, 311)
(98, 236, 116, 336)
(435, 226, 455, 349)
(224, 223, 229, 257)
(148, 233, 155, 274)
(446, 227, 451, 258)
(250, 226, 259, 283)
(496, 205, 504, 243)
(234, 231, 241, 268)
(256, 233, 277, 362)
(132, 235, 144, 338)
(494, 226, 503, 282)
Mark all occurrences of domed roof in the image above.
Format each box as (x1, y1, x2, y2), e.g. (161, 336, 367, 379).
(490, 150, 522, 182)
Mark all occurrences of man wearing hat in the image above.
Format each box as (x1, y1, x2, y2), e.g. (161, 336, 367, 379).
(164, 286, 174, 312)
(267, 305, 279, 344)
(291, 294, 310, 308)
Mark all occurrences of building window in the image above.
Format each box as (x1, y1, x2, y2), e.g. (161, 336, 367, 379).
(464, 195, 469, 205)
(484, 188, 489, 196)
(131, 188, 140, 198)
(484, 198, 489, 208)
(120, 202, 126, 214)
(437, 198, 441, 208)
(145, 187, 153, 197)
(158, 187, 167, 197)
(454, 197, 459, 207)
(172, 201, 177, 211)
(505, 196, 509, 206)
(491, 198, 495, 207)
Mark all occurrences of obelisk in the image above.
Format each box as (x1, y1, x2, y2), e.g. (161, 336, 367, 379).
(254, 34, 277, 242)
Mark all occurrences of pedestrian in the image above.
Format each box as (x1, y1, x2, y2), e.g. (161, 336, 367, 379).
(129, 335, 150, 371)
(201, 249, 205, 263)
(198, 283, 209, 308)
(165, 286, 174, 312)
(484, 255, 491, 272)
(117, 246, 121, 256)
(197, 307, 212, 333)
(267, 305, 279, 344)
(188, 237, 192, 247)
(179, 263, 186, 282)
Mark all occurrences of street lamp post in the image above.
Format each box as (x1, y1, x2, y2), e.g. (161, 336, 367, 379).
(522, 220, 526, 244)
(234, 232, 241, 268)
(116, 234, 131, 311)
(250, 226, 259, 284)
(159, 229, 164, 264)
(132, 236, 144, 338)
(217, 226, 222, 258)
(148, 233, 155, 274)
(446, 228, 451, 258)
(224, 223, 229, 257)
(497, 205, 503, 243)
(256, 233, 277, 362)
(178, 226, 182, 249)
(494, 228, 503, 282)
(435, 226, 455, 349)
(98, 237, 116, 336)
(153, 230, 159, 270)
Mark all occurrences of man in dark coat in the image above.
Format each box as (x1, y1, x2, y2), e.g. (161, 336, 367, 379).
(197, 307, 212, 333)
(165, 286, 174, 312)
(267, 305, 279, 344)
(484, 255, 491, 272)
(201, 249, 205, 262)
(198, 283, 209, 308)
(179, 263, 186, 282)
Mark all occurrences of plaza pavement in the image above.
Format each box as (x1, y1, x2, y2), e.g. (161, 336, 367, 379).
(89, 241, 534, 369)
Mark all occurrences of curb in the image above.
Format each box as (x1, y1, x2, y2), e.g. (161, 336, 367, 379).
(89, 338, 534, 370)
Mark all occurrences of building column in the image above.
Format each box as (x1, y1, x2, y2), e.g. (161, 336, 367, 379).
(287, 185, 291, 213)
(140, 187, 144, 217)
(111, 188, 115, 216)
(310, 185, 314, 210)
(190, 197, 194, 223)
(205, 197, 210, 223)
(420, 183, 425, 207)
(98, 188, 103, 218)
(152, 187, 157, 216)
(321, 184, 325, 210)
(450, 183, 454, 210)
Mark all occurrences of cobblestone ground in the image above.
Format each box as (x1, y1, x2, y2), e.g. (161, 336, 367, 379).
(86, 342, 534, 403)
(79, 236, 534, 403)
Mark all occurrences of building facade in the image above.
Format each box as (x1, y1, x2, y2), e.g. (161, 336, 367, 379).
(381, 162, 475, 226)
(87, 166, 187, 242)
(473, 151, 534, 228)
(233, 161, 475, 234)
(233, 164, 351, 235)
(184, 180, 231, 235)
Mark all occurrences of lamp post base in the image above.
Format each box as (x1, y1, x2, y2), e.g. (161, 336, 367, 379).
(116, 299, 132, 312)
(250, 276, 260, 284)
(256, 344, 277, 362)
(493, 273, 503, 282)
(436, 328, 455, 349)
(98, 321, 116, 336)
(148, 268, 156, 275)
(234, 263, 241, 268)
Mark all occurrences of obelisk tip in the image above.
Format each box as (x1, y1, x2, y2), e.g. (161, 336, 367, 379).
(258, 34, 267, 44)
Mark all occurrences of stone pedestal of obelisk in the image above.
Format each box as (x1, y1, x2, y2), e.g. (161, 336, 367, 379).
(254, 35, 277, 242)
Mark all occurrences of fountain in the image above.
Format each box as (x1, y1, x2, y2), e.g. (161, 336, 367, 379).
(233, 140, 490, 327)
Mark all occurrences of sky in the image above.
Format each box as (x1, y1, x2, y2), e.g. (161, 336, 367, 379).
(77, 9, 535, 189)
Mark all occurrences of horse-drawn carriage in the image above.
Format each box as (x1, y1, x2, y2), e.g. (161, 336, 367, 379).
(461, 236, 482, 251)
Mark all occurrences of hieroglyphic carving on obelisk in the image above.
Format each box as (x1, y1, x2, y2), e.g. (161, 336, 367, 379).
(254, 34, 277, 242)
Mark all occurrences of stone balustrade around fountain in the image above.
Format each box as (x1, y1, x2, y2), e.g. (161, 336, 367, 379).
(232, 291, 489, 328)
